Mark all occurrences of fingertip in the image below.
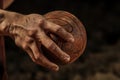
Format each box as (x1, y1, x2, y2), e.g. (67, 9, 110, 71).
(68, 37, 74, 42)
(67, 33, 74, 42)
(51, 64, 59, 71)
(55, 66, 59, 71)
(28, 30, 37, 36)
(63, 55, 70, 63)
(34, 53, 40, 61)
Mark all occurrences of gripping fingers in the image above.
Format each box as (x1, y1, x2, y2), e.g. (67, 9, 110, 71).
(44, 21, 74, 42)
(35, 52, 59, 71)
(29, 41, 59, 71)
(40, 33, 70, 63)
(15, 36, 58, 71)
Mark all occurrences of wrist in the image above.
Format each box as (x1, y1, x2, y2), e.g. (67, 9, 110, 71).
(0, 9, 24, 37)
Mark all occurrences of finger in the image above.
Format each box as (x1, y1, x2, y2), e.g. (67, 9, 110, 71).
(29, 41, 59, 71)
(39, 33, 70, 63)
(29, 41, 41, 59)
(36, 52, 59, 71)
(44, 21, 74, 42)
(25, 47, 35, 61)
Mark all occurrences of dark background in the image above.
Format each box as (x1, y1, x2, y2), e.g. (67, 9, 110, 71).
(4, 0, 120, 80)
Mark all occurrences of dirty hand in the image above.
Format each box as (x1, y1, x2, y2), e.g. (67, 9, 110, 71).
(0, 10, 74, 71)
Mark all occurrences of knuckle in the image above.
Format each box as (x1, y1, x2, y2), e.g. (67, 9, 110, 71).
(28, 30, 37, 36)
(25, 37, 34, 44)
(26, 14, 45, 29)
(38, 19, 45, 27)
(27, 14, 44, 22)
(28, 14, 42, 18)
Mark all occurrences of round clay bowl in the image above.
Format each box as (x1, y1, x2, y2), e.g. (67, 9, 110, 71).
(43, 11, 87, 64)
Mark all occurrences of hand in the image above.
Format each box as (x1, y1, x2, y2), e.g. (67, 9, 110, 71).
(0, 10, 74, 71)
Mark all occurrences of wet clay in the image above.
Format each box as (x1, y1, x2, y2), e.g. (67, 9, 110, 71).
(43, 11, 87, 64)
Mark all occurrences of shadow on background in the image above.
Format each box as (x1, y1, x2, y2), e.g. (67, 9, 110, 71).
(4, 0, 120, 80)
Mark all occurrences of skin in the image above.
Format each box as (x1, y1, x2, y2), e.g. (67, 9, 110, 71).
(0, 9, 74, 71)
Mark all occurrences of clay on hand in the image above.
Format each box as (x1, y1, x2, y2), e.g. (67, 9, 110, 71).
(0, 10, 74, 71)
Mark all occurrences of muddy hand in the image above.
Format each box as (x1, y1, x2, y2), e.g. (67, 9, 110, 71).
(0, 10, 74, 71)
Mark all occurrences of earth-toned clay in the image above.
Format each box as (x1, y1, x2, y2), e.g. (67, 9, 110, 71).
(43, 11, 87, 64)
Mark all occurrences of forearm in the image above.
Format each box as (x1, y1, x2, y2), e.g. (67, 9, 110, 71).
(0, 9, 24, 36)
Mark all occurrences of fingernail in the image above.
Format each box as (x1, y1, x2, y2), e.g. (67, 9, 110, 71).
(64, 55, 70, 62)
(55, 66, 59, 71)
(52, 65, 59, 71)
(68, 37, 74, 42)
